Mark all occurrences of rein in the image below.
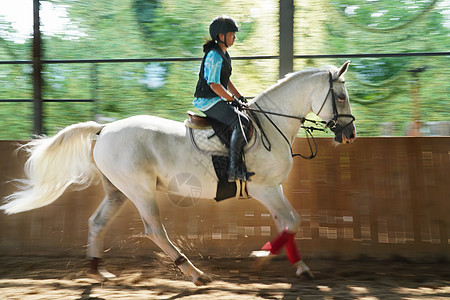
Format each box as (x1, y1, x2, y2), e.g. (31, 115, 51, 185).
(243, 72, 355, 159)
(245, 103, 326, 159)
(245, 103, 324, 159)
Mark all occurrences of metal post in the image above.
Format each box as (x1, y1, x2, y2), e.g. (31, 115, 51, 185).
(33, 0, 43, 135)
(91, 63, 99, 117)
(407, 67, 426, 137)
(279, 0, 294, 79)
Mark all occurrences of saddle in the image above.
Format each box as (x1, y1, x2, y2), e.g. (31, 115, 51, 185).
(185, 111, 214, 129)
(184, 111, 256, 201)
(185, 111, 254, 147)
(184, 112, 229, 156)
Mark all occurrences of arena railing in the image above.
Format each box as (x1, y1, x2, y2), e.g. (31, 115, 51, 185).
(0, 51, 449, 134)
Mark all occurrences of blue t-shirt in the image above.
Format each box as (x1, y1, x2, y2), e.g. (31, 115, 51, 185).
(192, 50, 224, 111)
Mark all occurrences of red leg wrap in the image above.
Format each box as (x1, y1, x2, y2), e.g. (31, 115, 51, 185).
(262, 229, 294, 255)
(286, 235, 301, 264)
(261, 241, 272, 251)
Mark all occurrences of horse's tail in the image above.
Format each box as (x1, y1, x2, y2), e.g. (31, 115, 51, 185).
(1, 121, 105, 214)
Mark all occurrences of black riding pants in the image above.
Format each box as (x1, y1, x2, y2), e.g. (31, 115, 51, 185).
(203, 100, 249, 130)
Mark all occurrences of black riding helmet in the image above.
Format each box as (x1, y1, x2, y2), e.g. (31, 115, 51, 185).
(209, 16, 239, 47)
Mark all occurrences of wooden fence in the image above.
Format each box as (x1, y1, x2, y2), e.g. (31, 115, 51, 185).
(0, 138, 448, 261)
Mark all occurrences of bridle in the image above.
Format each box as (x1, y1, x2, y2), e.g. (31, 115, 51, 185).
(319, 71, 356, 136)
(243, 71, 355, 159)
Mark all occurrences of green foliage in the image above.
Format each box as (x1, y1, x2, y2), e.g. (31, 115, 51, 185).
(323, 0, 450, 135)
(0, 0, 448, 139)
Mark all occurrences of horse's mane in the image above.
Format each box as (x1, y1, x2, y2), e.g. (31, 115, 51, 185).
(284, 65, 337, 79)
(258, 66, 330, 97)
(251, 64, 339, 104)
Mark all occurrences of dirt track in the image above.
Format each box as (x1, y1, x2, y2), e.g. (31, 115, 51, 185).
(0, 254, 449, 299)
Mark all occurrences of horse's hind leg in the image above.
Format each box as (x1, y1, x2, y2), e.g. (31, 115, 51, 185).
(86, 175, 128, 280)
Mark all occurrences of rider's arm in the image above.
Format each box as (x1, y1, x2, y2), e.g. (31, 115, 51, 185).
(205, 51, 241, 102)
(210, 83, 234, 101)
(227, 80, 241, 99)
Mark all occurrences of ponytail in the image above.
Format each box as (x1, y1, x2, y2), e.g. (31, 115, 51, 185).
(202, 39, 216, 52)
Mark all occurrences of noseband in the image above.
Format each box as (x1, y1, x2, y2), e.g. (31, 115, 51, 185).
(244, 71, 355, 159)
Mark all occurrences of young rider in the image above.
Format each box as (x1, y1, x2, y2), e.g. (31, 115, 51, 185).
(193, 16, 254, 182)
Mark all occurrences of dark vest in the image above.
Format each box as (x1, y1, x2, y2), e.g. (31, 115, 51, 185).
(194, 44, 232, 99)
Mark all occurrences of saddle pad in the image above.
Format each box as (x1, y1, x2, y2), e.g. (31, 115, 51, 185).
(186, 126, 257, 157)
(187, 127, 228, 156)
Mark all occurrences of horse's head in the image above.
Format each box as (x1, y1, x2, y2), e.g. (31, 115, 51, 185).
(313, 61, 356, 144)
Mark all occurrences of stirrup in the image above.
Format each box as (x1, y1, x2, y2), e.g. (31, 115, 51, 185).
(228, 170, 255, 182)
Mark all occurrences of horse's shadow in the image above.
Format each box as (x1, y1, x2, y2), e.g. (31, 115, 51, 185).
(77, 283, 105, 300)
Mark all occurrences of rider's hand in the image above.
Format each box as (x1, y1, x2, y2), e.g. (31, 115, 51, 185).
(238, 96, 248, 103)
(230, 97, 247, 109)
(230, 97, 242, 109)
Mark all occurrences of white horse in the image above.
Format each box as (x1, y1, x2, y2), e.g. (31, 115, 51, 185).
(1, 61, 356, 285)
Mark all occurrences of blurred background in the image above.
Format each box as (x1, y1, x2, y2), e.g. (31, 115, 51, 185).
(0, 0, 449, 139)
(0, 0, 449, 267)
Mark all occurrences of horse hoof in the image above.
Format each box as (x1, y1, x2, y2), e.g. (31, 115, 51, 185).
(194, 273, 211, 286)
(250, 250, 275, 270)
(86, 267, 117, 281)
(299, 269, 315, 280)
(249, 250, 271, 258)
(295, 260, 314, 280)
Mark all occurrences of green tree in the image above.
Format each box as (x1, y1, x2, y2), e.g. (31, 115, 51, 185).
(324, 0, 450, 135)
(0, 0, 448, 139)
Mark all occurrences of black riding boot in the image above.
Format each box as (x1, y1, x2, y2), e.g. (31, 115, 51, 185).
(228, 127, 255, 182)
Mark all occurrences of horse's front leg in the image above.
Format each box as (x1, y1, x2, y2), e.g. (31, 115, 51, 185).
(249, 184, 314, 279)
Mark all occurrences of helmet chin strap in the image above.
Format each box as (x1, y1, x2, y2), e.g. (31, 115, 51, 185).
(217, 34, 229, 48)
(224, 34, 229, 47)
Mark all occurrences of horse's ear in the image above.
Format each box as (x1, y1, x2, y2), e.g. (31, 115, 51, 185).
(335, 60, 350, 80)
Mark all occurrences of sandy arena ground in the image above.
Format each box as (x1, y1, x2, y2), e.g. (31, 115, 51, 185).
(0, 254, 449, 299)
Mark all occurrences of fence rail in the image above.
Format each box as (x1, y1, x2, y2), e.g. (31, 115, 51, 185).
(1, 51, 448, 65)
(1, 51, 449, 104)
